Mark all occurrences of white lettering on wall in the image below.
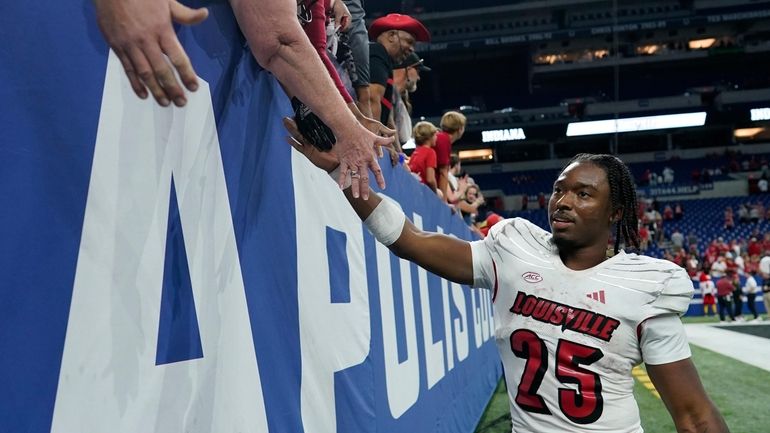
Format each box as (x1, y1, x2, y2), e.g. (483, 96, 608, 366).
(292, 151, 371, 433)
(51, 51, 268, 433)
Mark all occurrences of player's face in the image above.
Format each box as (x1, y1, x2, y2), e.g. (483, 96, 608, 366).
(548, 162, 614, 252)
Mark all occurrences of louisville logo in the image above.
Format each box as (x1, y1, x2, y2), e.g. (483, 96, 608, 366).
(522, 272, 543, 283)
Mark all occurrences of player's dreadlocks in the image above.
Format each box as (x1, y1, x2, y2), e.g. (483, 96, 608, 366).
(564, 153, 640, 254)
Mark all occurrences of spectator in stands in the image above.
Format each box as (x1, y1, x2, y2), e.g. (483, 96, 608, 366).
(686, 252, 700, 277)
(748, 237, 762, 257)
(368, 13, 428, 125)
(445, 155, 470, 209)
(738, 204, 750, 223)
(750, 203, 762, 223)
(392, 53, 430, 150)
(459, 184, 485, 226)
(715, 273, 736, 323)
(639, 224, 650, 252)
(521, 194, 528, 211)
(700, 274, 717, 317)
(671, 227, 684, 251)
(285, 139, 731, 433)
(301, 0, 374, 127)
(538, 192, 546, 209)
(663, 166, 675, 184)
(724, 206, 734, 230)
(663, 204, 674, 221)
(407, 121, 439, 193)
(435, 112, 467, 203)
(95, 0, 394, 198)
(710, 254, 727, 279)
(674, 202, 684, 220)
(743, 270, 760, 321)
(342, 0, 372, 116)
(686, 231, 698, 250)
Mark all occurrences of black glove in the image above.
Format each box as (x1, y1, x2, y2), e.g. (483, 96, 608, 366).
(291, 97, 336, 152)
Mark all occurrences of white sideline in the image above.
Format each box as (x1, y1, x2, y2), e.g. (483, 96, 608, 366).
(685, 324, 770, 373)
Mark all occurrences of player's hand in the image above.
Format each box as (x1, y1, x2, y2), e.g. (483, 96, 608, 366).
(93, 0, 208, 107)
(284, 117, 340, 173)
(331, 0, 352, 32)
(331, 119, 394, 200)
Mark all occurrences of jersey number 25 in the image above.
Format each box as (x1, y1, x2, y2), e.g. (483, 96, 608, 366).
(510, 329, 604, 424)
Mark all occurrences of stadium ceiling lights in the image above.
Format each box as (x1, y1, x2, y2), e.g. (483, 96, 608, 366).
(734, 127, 765, 139)
(459, 148, 493, 161)
(565, 112, 707, 137)
(751, 107, 770, 121)
(481, 128, 526, 143)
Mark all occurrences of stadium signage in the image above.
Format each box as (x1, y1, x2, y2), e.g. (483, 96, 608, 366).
(20, 51, 501, 433)
(482, 128, 526, 142)
(751, 107, 770, 121)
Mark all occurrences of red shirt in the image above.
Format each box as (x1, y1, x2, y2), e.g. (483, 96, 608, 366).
(716, 277, 735, 296)
(408, 145, 437, 185)
(434, 131, 452, 167)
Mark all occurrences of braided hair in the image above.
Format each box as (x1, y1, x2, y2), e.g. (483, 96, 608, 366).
(563, 153, 640, 254)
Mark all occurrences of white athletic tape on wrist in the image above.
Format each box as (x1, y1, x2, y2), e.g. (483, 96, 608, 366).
(328, 165, 352, 189)
(364, 198, 406, 246)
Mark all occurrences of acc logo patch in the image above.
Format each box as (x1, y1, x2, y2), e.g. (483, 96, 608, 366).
(522, 272, 543, 283)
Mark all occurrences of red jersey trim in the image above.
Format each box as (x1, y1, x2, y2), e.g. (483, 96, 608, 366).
(492, 260, 499, 303)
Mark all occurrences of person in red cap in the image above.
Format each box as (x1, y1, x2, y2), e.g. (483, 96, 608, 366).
(367, 14, 430, 128)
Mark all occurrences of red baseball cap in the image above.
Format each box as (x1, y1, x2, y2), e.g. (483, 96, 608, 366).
(368, 13, 431, 42)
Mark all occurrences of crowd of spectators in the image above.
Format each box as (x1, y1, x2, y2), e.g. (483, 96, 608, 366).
(637, 197, 770, 322)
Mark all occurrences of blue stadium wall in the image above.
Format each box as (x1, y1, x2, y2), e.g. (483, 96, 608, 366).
(0, 2, 501, 432)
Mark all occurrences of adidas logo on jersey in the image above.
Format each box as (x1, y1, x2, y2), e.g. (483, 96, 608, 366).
(586, 290, 606, 304)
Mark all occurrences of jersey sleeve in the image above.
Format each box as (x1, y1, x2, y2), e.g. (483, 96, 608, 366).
(470, 239, 495, 289)
(640, 314, 691, 365)
(648, 266, 694, 317)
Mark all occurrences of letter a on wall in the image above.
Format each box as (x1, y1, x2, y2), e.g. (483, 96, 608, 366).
(51, 52, 269, 433)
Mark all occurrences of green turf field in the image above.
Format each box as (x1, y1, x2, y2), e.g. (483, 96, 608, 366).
(474, 322, 770, 433)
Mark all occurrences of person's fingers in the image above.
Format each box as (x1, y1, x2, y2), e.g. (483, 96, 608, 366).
(129, 46, 170, 106)
(160, 34, 198, 94)
(169, 1, 209, 25)
(378, 123, 396, 137)
(143, 42, 187, 106)
(369, 157, 386, 190)
(116, 50, 148, 99)
(375, 134, 396, 148)
(337, 160, 350, 191)
(283, 117, 309, 145)
(376, 144, 384, 158)
(350, 169, 361, 199)
(358, 167, 371, 200)
(340, 16, 351, 31)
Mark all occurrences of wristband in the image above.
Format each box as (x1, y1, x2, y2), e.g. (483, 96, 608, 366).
(328, 165, 353, 190)
(364, 198, 406, 246)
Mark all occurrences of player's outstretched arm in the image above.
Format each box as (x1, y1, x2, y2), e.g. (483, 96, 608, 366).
(285, 118, 474, 285)
(647, 359, 730, 433)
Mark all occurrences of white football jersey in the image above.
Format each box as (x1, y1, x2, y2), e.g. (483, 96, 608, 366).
(471, 218, 693, 433)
